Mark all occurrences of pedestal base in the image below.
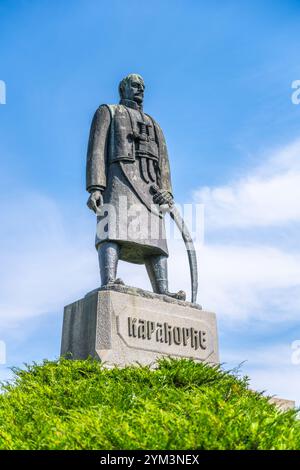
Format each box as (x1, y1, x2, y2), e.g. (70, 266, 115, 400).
(61, 285, 219, 367)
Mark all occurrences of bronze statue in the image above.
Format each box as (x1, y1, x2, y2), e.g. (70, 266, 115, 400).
(86, 74, 197, 301)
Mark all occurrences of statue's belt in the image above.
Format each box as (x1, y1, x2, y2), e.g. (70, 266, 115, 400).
(110, 152, 158, 165)
(135, 151, 158, 161)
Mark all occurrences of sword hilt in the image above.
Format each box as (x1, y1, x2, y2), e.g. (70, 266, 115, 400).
(150, 184, 172, 211)
(150, 183, 159, 194)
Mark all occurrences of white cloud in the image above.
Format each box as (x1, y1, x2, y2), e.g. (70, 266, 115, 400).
(0, 367, 13, 381)
(0, 192, 98, 327)
(186, 139, 300, 321)
(194, 139, 300, 229)
(223, 343, 300, 405)
(223, 343, 294, 369)
(250, 368, 300, 406)
(197, 243, 300, 320)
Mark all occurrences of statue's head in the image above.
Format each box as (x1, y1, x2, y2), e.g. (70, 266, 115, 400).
(119, 74, 145, 105)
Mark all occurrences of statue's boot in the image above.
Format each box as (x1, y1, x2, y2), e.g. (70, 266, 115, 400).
(145, 254, 186, 301)
(98, 241, 124, 286)
(111, 278, 125, 286)
(163, 290, 186, 301)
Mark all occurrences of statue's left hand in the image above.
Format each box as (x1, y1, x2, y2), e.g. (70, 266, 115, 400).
(152, 189, 173, 206)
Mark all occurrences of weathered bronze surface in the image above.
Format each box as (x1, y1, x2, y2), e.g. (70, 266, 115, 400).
(86, 74, 193, 301)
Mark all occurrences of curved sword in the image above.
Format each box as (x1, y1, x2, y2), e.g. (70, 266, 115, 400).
(151, 185, 198, 303)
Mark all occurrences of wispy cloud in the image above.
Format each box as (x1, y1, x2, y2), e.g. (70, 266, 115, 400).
(191, 139, 300, 323)
(197, 243, 300, 320)
(195, 139, 300, 229)
(223, 343, 300, 405)
(0, 192, 98, 326)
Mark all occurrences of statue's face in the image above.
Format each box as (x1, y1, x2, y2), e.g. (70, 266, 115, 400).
(124, 77, 145, 104)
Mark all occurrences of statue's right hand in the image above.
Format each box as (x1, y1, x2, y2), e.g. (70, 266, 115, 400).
(87, 190, 103, 214)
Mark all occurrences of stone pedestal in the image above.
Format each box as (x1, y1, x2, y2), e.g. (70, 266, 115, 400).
(61, 285, 219, 367)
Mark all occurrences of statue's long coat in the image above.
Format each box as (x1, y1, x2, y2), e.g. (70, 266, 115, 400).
(86, 100, 173, 264)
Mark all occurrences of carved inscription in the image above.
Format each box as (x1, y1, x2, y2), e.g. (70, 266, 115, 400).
(128, 317, 207, 350)
(115, 307, 215, 360)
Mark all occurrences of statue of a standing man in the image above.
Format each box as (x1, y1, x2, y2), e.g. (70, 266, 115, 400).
(86, 73, 185, 300)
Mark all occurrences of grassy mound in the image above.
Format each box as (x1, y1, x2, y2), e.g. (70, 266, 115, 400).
(0, 358, 299, 450)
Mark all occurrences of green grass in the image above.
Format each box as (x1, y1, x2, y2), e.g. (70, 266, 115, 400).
(0, 357, 299, 450)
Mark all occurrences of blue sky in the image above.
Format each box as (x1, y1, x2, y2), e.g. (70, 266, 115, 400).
(1, 0, 300, 404)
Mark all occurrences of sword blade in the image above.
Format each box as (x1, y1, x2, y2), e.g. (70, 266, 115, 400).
(150, 183, 198, 303)
(169, 205, 198, 303)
